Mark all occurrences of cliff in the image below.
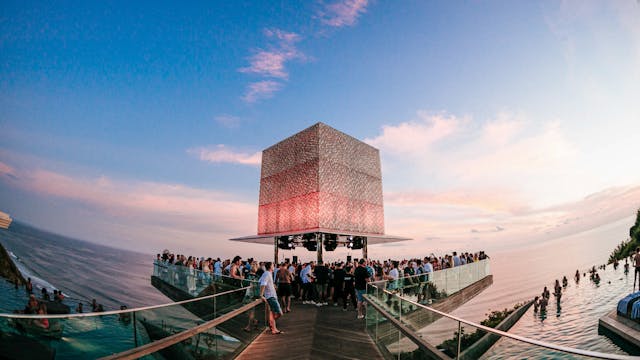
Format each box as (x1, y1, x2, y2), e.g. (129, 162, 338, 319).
(0, 242, 26, 285)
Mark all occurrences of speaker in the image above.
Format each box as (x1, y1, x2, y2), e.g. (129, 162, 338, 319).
(347, 255, 352, 263)
(293, 255, 298, 264)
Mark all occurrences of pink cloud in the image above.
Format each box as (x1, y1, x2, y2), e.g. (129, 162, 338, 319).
(188, 145, 261, 166)
(0, 163, 259, 255)
(242, 80, 283, 103)
(0, 161, 17, 177)
(239, 28, 304, 79)
(385, 188, 529, 215)
(385, 184, 640, 254)
(240, 51, 290, 79)
(319, 0, 369, 28)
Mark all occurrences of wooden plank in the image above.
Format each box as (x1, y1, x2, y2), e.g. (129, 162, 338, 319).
(599, 309, 640, 349)
(237, 303, 383, 360)
(99, 299, 262, 360)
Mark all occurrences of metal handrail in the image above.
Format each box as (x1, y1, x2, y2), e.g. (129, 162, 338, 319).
(367, 285, 639, 360)
(0, 286, 251, 319)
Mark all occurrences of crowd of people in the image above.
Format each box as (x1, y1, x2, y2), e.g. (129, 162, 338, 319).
(155, 249, 490, 332)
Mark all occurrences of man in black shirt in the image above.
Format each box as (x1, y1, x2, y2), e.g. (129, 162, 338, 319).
(342, 265, 357, 310)
(332, 262, 345, 307)
(354, 259, 370, 319)
(314, 262, 330, 305)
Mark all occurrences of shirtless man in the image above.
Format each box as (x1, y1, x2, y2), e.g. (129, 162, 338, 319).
(634, 248, 640, 290)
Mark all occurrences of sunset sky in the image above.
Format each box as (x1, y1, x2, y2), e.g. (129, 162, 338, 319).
(1, 1, 639, 259)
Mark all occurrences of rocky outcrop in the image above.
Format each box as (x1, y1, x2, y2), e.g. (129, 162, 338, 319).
(0, 243, 26, 285)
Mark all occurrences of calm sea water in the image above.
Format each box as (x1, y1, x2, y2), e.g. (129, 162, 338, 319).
(0, 221, 167, 311)
(0, 216, 637, 357)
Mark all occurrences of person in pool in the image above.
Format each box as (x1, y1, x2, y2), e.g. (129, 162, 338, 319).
(24, 294, 39, 314)
(625, 259, 630, 274)
(539, 296, 548, 313)
(25, 278, 33, 294)
(41, 287, 50, 301)
(542, 286, 550, 300)
(33, 303, 49, 329)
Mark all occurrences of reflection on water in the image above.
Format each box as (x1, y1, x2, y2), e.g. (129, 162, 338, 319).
(483, 264, 638, 357)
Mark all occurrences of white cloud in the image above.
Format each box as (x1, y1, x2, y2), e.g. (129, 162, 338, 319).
(367, 111, 579, 207)
(188, 145, 261, 166)
(214, 114, 241, 128)
(241, 80, 283, 103)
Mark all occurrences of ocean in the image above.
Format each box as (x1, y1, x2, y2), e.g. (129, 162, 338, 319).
(0, 216, 637, 357)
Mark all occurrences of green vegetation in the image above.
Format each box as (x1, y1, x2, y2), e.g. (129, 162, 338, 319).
(437, 303, 524, 358)
(426, 283, 447, 300)
(608, 208, 640, 264)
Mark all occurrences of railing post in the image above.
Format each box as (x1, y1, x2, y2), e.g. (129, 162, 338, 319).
(214, 294, 218, 355)
(133, 311, 138, 347)
(456, 320, 462, 359)
(398, 296, 402, 360)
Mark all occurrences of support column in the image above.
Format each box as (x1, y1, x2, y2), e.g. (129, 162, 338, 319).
(274, 237, 279, 265)
(362, 237, 368, 260)
(317, 233, 323, 264)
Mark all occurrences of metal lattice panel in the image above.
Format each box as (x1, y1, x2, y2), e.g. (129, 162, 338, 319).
(258, 123, 384, 235)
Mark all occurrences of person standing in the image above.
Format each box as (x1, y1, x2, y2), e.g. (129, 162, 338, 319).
(354, 259, 370, 319)
(314, 262, 330, 306)
(634, 248, 640, 290)
(276, 263, 293, 313)
(259, 262, 283, 334)
(332, 262, 346, 307)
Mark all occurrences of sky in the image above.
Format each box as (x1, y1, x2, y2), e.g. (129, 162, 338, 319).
(1, 0, 639, 260)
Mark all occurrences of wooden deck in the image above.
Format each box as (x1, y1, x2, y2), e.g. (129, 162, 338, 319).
(236, 301, 384, 360)
(599, 309, 640, 349)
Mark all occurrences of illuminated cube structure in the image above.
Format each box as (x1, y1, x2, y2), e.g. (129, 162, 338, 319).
(258, 122, 384, 235)
(231, 122, 409, 262)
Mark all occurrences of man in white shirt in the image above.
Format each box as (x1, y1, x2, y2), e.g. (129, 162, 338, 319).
(213, 258, 222, 281)
(259, 262, 283, 334)
(452, 252, 461, 267)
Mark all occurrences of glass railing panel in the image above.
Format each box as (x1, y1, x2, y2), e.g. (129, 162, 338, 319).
(418, 306, 461, 357)
(429, 270, 447, 300)
(435, 320, 487, 359)
(133, 287, 250, 349)
(0, 313, 138, 359)
(0, 287, 254, 359)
